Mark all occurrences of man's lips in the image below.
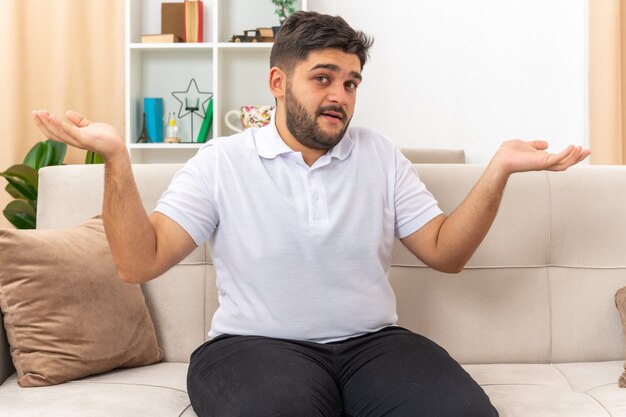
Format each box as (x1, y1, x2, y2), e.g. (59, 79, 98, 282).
(321, 111, 343, 120)
(318, 108, 346, 121)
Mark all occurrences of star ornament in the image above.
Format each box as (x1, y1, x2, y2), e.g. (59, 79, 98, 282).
(171, 78, 213, 119)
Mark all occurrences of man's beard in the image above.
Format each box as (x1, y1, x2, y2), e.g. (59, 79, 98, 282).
(284, 86, 351, 151)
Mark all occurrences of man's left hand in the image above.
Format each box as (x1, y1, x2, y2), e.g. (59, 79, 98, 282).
(493, 140, 591, 176)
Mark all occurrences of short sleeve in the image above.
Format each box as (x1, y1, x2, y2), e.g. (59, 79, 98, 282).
(394, 148, 443, 239)
(152, 144, 220, 246)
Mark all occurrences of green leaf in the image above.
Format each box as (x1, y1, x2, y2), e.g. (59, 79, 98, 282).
(5, 183, 22, 199)
(23, 141, 45, 168)
(3, 140, 67, 230)
(47, 140, 67, 166)
(85, 151, 104, 164)
(23, 140, 67, 170)
(0, 176, 37, 201)
(0, 164, 38, 200)
(0, 164, 38, 188)
(3, 200, 36, 229)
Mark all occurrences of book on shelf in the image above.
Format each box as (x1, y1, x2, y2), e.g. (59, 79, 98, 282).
(197, 98, 213, 143)
(141, 33, 183, 43)
(184, 0, 204, 43)
(257, 27, 274, 38)
(162, 2, 185, 42)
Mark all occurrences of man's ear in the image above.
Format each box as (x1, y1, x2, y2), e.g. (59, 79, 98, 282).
(269, 66, 286, 99)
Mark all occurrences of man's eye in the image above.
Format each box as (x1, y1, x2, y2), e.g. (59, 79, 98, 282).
(315, 76, 329, 83)
(346, 81, 358, 90)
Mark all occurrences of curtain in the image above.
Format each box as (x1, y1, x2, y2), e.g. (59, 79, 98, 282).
(0, 0, 124, 227)
(589, 0, 626, 164)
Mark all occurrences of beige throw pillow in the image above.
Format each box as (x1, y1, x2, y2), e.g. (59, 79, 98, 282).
(616, 286, 626, 388)
(0, 217, 163, 387)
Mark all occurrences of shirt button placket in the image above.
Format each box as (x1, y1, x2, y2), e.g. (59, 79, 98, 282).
(309, 170, 320, 222)
(309, 169, 327, 223)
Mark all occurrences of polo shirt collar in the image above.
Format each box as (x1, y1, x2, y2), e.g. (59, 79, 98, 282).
(327, 130, 354, 161)
(256, 113, 294, 159)
(255, 110, 354, 161)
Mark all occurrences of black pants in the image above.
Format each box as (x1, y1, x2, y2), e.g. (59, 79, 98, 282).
(187, 326, 499, 417)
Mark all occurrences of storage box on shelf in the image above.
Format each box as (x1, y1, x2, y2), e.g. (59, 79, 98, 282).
(125, 0, 307, 163)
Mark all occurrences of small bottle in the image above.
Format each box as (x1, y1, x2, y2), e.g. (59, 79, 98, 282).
(164, 112, 180, 143)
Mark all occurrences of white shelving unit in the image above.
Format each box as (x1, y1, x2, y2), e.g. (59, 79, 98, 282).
(125, 0, 307, 163)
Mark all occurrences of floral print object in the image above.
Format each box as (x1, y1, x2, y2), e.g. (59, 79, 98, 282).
(241, 105, 273, 128)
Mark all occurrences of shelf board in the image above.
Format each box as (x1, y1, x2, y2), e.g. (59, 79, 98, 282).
(130, 42, 215, 50)
(217, 42, 274, 49)
(129, 143, 206, 149)
(130, 42, 274, 51)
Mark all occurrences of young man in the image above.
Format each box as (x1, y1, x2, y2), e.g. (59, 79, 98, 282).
(32, 11, 589, 417)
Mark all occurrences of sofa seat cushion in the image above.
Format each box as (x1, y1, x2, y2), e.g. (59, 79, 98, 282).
(1, 361, 624, 416)
(464, 361, 626, 417)
(0, 362, 196, 417)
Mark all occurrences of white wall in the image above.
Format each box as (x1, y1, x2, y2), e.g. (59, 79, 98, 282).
(309, 0, 588, 163)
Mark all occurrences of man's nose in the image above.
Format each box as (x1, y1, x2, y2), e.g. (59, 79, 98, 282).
(326, 82, 349, 105)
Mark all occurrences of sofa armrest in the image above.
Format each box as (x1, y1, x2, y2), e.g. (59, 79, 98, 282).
(0, 311, 15, 384)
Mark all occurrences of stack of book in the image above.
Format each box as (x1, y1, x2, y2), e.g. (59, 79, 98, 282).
(140, 1, 203, 44)
(257, 27, 274, 42)
(141, 34, 182, 43)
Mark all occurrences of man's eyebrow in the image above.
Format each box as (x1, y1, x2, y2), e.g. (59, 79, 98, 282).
(310, 63, 362, 81)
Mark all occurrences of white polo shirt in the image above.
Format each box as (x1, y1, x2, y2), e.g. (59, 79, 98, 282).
(154, 120, 442, 343)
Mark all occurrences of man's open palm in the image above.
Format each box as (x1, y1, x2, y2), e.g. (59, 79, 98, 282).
(32, 110, 125, 161)
(494, 140, 590, 175)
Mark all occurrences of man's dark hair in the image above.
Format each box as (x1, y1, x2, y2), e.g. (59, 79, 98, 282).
(270, 11, 374, 73)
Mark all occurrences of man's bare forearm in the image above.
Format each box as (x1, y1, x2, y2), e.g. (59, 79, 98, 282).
(102, 152, 158, 283)
(433, 162, 509, 272)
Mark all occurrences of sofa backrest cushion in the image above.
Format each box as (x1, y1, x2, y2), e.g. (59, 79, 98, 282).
(400, 148, 465, 164)
(35, 164, 626, 364)
(391, 165, 626, 364)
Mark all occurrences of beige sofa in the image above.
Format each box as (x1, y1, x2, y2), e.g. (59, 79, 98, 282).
(1, 163, 625, 416)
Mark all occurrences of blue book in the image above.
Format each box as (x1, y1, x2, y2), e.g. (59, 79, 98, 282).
(144, 98, 164, 142)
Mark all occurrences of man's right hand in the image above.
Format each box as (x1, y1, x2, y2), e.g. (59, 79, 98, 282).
(32, 110, 126, 162)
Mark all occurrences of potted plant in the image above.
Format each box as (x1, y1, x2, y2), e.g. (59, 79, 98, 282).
(271, 0, 297, 36)
(0, 140, 103, 229)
